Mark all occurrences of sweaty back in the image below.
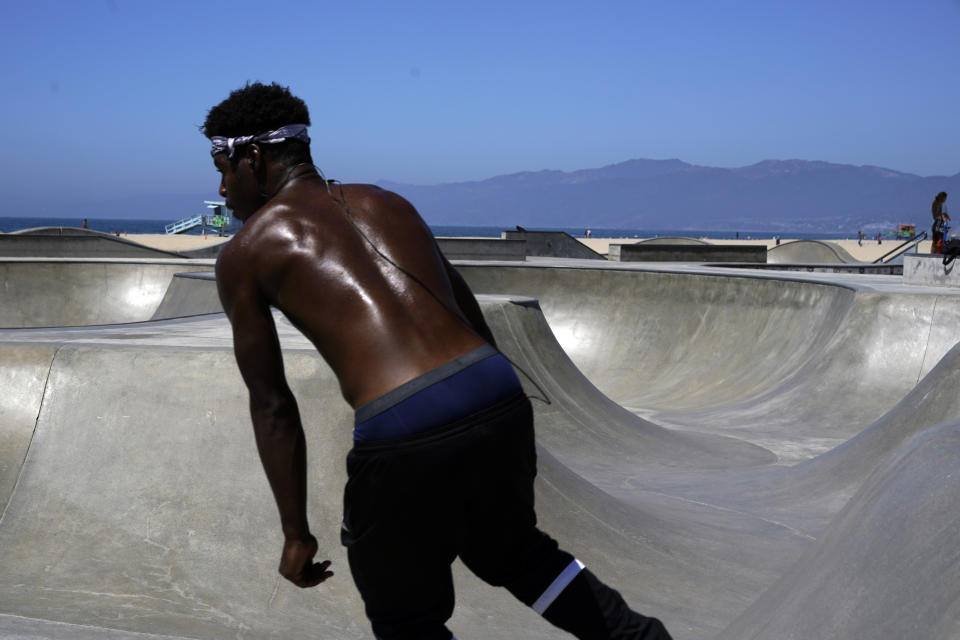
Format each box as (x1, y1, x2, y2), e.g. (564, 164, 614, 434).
(242, 178, 485, 407)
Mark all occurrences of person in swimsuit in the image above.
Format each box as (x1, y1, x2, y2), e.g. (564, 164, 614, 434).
(205, 82, 671, 640)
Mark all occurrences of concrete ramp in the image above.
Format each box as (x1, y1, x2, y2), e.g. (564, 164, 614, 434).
(635, 237, 708, 245)
(461, 265, 960, 460)
(0, 231, 183, 259)
(717, 417, 960, 640)
(1, 228, 228, 259)
(0, 344, 57, 511)
(3, 259, 960, 638)
(0, 298, 728, 639)
(150, 272, 223, 320)
(463, 267, 960, 637)
(502, 230, 607, 260)
(644, 337, 960, 539)
(461, 266, 855, 412)
(0, 344, 371, 639)
(767, 239, 857, 264)
(0, 260, 215, 328)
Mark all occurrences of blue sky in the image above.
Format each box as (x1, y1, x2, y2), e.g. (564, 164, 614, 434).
(2, 0, 958, 219)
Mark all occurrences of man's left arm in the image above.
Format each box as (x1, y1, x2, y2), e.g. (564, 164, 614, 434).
(217, 263, 333, 588)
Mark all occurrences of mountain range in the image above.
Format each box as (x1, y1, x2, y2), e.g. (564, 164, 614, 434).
(379, 159, 960, 233)
(25, 158, 958, 234)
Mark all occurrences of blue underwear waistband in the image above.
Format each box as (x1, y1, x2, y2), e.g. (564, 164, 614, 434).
(353, 344, 522, 442)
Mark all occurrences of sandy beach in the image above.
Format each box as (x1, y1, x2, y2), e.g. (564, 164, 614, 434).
(124, 233, 233, 253)
(125, 231, 930, 263)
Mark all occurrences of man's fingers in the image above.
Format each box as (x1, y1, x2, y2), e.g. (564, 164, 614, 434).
(299, 560, 334, 587)
(278, 538, 332, 587)
(305, 560, 334, 581)
(284, 560, 333, 588)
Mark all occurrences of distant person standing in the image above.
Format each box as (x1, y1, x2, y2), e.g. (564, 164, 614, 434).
(932, 192, 950, 254)
(82, 218, 88, 229)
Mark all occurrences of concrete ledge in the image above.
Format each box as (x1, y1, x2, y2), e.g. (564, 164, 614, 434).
(636, 236, 708, 245)
(0, 230, 228, 259)
(904, 254, 960, 287)
(610, 243, 767, 263)
(8, 226, 105, 236)
(502, 231, 606, 260)
(0, 261, 215, 327)
(0, 235, 183, 259)
(729, 263, 902, 275)
(435, 237, 526, 261)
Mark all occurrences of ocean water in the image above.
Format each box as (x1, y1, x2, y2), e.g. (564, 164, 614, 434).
(0, 216, 857, 241)
(0, 217, 192, 235)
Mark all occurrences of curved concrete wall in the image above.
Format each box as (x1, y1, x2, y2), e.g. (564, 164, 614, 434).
(636, 237, 708, 245)
(0, 299, 710, 639)
(0, 235, 184, 259)
(461, 266, 852, 409)
(2, 260, 960, 638)
(0, 344, 57, 514)
(767, 239, 857, 264)
(460, 264, 960, 462)
(0, 261, 214, 328)
(150, 272, 223, 320)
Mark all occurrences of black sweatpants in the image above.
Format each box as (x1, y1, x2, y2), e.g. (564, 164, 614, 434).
(341, 393, 671, 640)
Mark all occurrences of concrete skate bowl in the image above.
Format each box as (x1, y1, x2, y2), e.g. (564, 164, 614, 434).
(461, 264, 960, 453)
(460, 263, 960, 637)
(0, 290, 755, 640)
(767, 239, 857, 264)
(3, 259, 960, 639)
(0, 260, 219, 327)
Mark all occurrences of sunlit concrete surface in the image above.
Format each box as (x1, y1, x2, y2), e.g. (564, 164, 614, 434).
(1, 257, 959, 639)
(0, 259, 215, 328)
(766, 239, 858, 264)
(905, 253, 960, 288)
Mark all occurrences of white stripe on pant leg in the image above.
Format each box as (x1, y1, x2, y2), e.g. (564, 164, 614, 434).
(531, 558, 585, 615)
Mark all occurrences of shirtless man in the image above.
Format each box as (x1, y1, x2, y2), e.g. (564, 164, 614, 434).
(205, 82, 671, 640)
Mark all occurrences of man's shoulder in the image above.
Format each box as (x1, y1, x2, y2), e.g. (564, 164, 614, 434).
(226, 201, 302, 246)
(215, 211, 277, 278)
(216, 201, 323, 281)
(340, 183, 413, 210)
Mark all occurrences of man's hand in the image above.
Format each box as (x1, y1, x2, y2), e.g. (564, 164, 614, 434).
(279, 534, 334, 588)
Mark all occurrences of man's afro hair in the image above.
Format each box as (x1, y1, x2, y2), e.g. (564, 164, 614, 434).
(203, 82, 311, 139)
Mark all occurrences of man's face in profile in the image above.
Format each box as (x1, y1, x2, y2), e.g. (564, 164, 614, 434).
(214, 152, 258, 220)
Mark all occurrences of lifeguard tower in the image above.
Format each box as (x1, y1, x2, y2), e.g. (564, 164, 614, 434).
(165, 201, 235, 236)
(895, 223, 916, 239)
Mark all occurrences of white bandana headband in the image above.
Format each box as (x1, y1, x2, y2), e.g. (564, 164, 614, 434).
(210, 124, 310, 158)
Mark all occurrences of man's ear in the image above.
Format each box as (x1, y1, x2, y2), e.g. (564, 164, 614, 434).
(247, 144, 261, 170)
